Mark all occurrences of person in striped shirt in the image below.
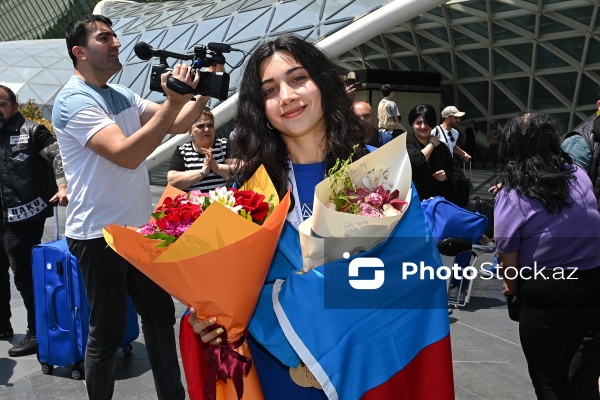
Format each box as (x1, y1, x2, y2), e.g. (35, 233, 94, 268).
(168, 109, 235, 192)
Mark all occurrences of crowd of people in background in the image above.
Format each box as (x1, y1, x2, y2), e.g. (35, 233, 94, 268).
(3, 12, 600, 400)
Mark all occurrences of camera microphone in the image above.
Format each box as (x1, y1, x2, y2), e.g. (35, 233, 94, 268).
(207, 42, 232, 53)
(134, 42, 194, 61)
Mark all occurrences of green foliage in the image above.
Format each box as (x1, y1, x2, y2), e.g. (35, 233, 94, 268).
(328, 144, 360, 213)
(19, 99, 43, 120)
(144, 232, 178, 247)
(19, 99, 55, 136)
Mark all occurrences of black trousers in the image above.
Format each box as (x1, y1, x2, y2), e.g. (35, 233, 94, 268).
(67, 237, 185, 400)
(0, 218, 45, 332)
(518, 267, 600, 400)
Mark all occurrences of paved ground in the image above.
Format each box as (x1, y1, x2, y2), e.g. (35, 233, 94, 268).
(0, 164, 538, 399)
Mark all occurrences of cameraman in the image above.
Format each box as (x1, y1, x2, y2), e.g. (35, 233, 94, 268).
(52, 14, 209, 400)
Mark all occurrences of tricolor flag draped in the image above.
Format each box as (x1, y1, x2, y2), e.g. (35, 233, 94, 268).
(247, 185, 454, 399)
(179, 134, 455, 399)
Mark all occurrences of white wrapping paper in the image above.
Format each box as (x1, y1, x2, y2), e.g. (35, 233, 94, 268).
(299, 134, 412, 270)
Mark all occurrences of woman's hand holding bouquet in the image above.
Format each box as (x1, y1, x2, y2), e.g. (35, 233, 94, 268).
(103, 166, 290, 400)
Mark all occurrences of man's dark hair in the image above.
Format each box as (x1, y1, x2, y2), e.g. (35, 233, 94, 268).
(380, 84, 394, 97)
(66, 14, 113, 67)
(0, 85, 17, 104)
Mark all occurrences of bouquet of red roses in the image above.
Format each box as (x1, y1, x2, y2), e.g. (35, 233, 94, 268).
(104, 166, 290, 400)
(139, 187, 275, 247)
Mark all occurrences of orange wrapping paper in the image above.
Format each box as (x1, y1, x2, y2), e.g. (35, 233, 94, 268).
(103, 166, 290, 400)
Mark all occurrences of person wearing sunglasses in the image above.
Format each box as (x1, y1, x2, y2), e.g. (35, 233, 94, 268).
(168, 109, 235, 192)
(433, 106, 471, 162)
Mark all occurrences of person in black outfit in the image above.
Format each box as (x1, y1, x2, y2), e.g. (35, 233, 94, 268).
(0, 85, 68, 356)
(463, 120, 481, 162)
(406, 104, 458, 203)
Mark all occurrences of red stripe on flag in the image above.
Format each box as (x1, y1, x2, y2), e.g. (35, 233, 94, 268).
(360, 335, 454, 400)
(182, 314, 455, 400)
(180, 313, 210, 400)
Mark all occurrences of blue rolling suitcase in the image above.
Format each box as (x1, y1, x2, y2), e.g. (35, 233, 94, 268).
(32, 221, 139, 379)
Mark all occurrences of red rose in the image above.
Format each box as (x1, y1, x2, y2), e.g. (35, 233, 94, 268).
(155, 195, 202, 231)
(232, 189, 270, 222)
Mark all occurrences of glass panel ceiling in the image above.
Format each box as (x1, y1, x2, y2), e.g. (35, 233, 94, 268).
(492, 23, 522, 41)
(556, 6, 593, 26)
(540, 15, 574, 35)
(1, 0, 599, 131)
(463, 48, 489, 70)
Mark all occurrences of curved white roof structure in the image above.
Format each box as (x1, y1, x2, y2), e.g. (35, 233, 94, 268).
(0, 39, 74, 119)
(2, 0, 600, 164)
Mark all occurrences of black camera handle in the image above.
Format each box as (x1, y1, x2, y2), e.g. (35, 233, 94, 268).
(166, 76, 194, 95)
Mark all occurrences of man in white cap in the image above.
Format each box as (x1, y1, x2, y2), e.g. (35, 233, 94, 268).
(433, 106, 471, 162)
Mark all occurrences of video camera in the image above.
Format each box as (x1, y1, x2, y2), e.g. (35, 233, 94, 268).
(134, 41, 231, 100)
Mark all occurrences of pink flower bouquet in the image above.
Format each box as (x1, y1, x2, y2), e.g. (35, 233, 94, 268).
(299, 134, 413, 270)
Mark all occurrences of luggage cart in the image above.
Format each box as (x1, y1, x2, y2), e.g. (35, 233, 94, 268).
(421, 196, 497, 308)
(437, 236, 496, 307)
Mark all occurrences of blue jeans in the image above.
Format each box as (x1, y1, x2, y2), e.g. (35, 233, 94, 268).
(0, 218, 45, 332)
(67, 237, 184, 400)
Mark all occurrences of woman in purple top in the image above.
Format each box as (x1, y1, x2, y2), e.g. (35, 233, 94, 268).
(495, 110, 600, 399)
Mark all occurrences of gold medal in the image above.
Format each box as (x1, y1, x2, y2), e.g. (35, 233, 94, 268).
(306, 368, 323, 390)
(289, 363, 323, 390)
(289, 363, 312, 387)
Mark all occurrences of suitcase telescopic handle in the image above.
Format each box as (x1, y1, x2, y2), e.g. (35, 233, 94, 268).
(51, 201, 60, 241)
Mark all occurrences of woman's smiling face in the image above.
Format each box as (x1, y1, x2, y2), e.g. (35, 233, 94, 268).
(413, 116, 433, 142)
(259, 50, 325, 142)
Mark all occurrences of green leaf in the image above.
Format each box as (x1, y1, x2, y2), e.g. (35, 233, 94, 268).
(150, 211, 164, 220)
(328, 144, 359, 212)
(144, 232, 178, 247)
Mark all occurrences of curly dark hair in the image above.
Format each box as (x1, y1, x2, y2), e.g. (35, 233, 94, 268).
(497, 110, 574, 213)
(230, 34, 368, 202)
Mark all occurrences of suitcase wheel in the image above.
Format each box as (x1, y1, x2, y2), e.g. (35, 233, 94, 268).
(122, 343, 133, 354)
(71, 364, 84, 380)
(41, 363, 54, 375)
